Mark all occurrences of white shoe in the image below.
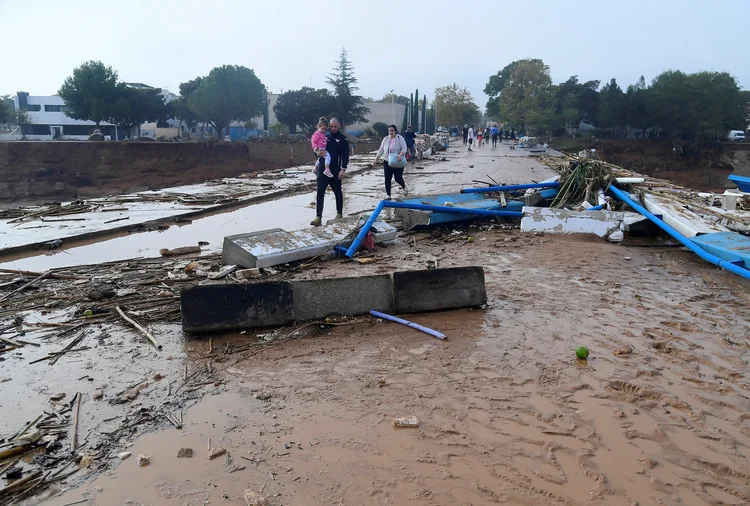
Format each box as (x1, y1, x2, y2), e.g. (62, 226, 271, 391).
(401, 186, 409, 196)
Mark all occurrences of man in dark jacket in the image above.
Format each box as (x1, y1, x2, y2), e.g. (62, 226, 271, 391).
(403, 124, 417, 160)
(311, 117, 348, 226)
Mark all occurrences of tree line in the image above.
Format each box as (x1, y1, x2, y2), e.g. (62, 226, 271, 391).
(485, 59, 749, 140)
(1, 48, 374, 139)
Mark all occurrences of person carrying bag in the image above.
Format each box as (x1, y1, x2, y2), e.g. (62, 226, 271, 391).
(374, 124, 409, 198)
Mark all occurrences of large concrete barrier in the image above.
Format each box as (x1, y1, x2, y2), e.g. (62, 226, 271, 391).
(181, 266, 486, 333)
(392, 267, 486, 313)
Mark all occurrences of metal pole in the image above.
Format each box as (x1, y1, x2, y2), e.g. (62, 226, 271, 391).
(461, 182, 561, 194)
(390, 89, 395, 124)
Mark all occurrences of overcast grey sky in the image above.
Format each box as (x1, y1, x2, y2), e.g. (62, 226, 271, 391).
(1, 0, 748, 109)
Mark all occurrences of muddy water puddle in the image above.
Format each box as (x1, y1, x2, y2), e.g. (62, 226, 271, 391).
(2, 193, 334, 272)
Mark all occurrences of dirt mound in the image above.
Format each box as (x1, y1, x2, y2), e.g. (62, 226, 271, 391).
(0, 140, 378, 204)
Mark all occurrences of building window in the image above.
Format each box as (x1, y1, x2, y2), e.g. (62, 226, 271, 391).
(25, 104, 42, 112)
(45, 105, 64, 112)
(22, 124, 51, 135)
(156, 121, 170, 128)
(63, 125, 90, 136)
(191, 127, 196, 133)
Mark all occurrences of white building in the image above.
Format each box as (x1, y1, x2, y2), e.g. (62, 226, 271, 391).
(0, 92, 120, 141)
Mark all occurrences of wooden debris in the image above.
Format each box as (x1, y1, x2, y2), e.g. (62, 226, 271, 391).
(115, 306, 163, 350)
(70, 393, 82, 453)
(0, 271, 51, 303)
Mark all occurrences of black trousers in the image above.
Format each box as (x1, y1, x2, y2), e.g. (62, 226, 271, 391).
(491, 134, 498, 146)
(384, 161, 405, 196)
(315, 173, 343, 217)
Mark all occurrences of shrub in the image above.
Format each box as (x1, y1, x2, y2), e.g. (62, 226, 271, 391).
(372, 122, 389, 137)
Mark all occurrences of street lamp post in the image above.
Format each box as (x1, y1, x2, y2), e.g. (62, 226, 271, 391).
(390, 89, 395, 124)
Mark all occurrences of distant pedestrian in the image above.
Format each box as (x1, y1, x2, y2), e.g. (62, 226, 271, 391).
(403, 124, 417, 160)
(498, 126, 504, 144)
(510, 129, 516, 149)
(462, 124, 469, 145)
(484, 127, 490, 144)
(310, 118, 348, 226)
(490, 124, 499, 147)
(310, 117, 333, 178)
(374, 124, 408, 199)
(467, 125, 475, 151)
(476, 127, 483, 147)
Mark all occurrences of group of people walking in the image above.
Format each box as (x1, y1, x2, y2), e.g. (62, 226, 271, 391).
(310, 118, 411, 226)
(462, 124, 516, 150)
(309, 118, 520, 226)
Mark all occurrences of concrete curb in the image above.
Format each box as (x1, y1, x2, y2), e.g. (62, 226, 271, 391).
(181, 266, 486, 333)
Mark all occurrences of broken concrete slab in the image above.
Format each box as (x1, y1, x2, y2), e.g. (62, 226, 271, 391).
(292, 274, 393, 322)
(520, 206, 647, 242)
(223, 220, 397, 268)
(393, 267, 486, 313)
(181, 267, 486, 333)
(181, 282, 294, 332)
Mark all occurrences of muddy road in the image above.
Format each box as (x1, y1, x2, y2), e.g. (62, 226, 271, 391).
(52, 230, 750, 506)
(1, 140, 749, 505)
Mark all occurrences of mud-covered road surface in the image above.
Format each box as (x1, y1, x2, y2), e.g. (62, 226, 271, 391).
(4, 140, 749, 505)
(53, 230, 750, 505)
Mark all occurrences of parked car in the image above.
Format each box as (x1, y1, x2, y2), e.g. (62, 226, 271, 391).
(728, 130, 746, 142)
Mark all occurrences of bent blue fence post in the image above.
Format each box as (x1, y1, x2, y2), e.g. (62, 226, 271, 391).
(383, 201, 523, 218)
(345, 200, 386, 258)
(370, 310, 446, 340)
(460, 182, 561, 194)
(609, 185, 750, 281)
(345, 200, 522, 258)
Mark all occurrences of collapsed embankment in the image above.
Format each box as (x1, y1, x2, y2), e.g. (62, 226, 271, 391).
(0, 140, 379, 203)
(551, 138, 750, 192)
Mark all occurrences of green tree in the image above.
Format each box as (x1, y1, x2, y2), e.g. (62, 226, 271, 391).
(498, 59, 559, 135)
(273, 87, 336, 134)
(598, 78, 632, 138)
(554, 76, 600, 127)
(434, 83, 480, 127)
(626, 76, 652, 138)
(326, 48, 370, 128)
(15, 109, 32, 139)
(401, 103, 409, 133)
(107, 85, 167, 137)
(421, 95, 427, 133)
(412, 88, 419, 129)
(172, 78, 203, 137)
(0, 95, 12, 126)
(426, 106, 436, 134)
(58, 61, 119, 127)
(372, 122, 389, 137)
(484, 60, 523, 117)
(188, 65, 266, 139)
(269, 122, 287, 136)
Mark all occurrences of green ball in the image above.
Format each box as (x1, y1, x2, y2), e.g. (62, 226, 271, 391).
(84, 309, 94, 317)
(576, 346, 589, 360)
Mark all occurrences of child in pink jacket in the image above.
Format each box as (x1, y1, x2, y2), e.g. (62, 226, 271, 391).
(311, 117, 333, 178)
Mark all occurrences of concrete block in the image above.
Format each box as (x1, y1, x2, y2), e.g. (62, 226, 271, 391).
(291, 274, 393, 321)
(393, 266, 486, 313)
(223, 221, 397, 268)
(181, 281, 294, 332)
(521, 206, 624, 240)
(181, 267, 487, 333)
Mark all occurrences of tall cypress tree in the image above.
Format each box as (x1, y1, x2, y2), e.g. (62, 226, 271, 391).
(421, 95, 427, 133)
(401, 102, 408, 133)
(412, 88, 419, 129)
